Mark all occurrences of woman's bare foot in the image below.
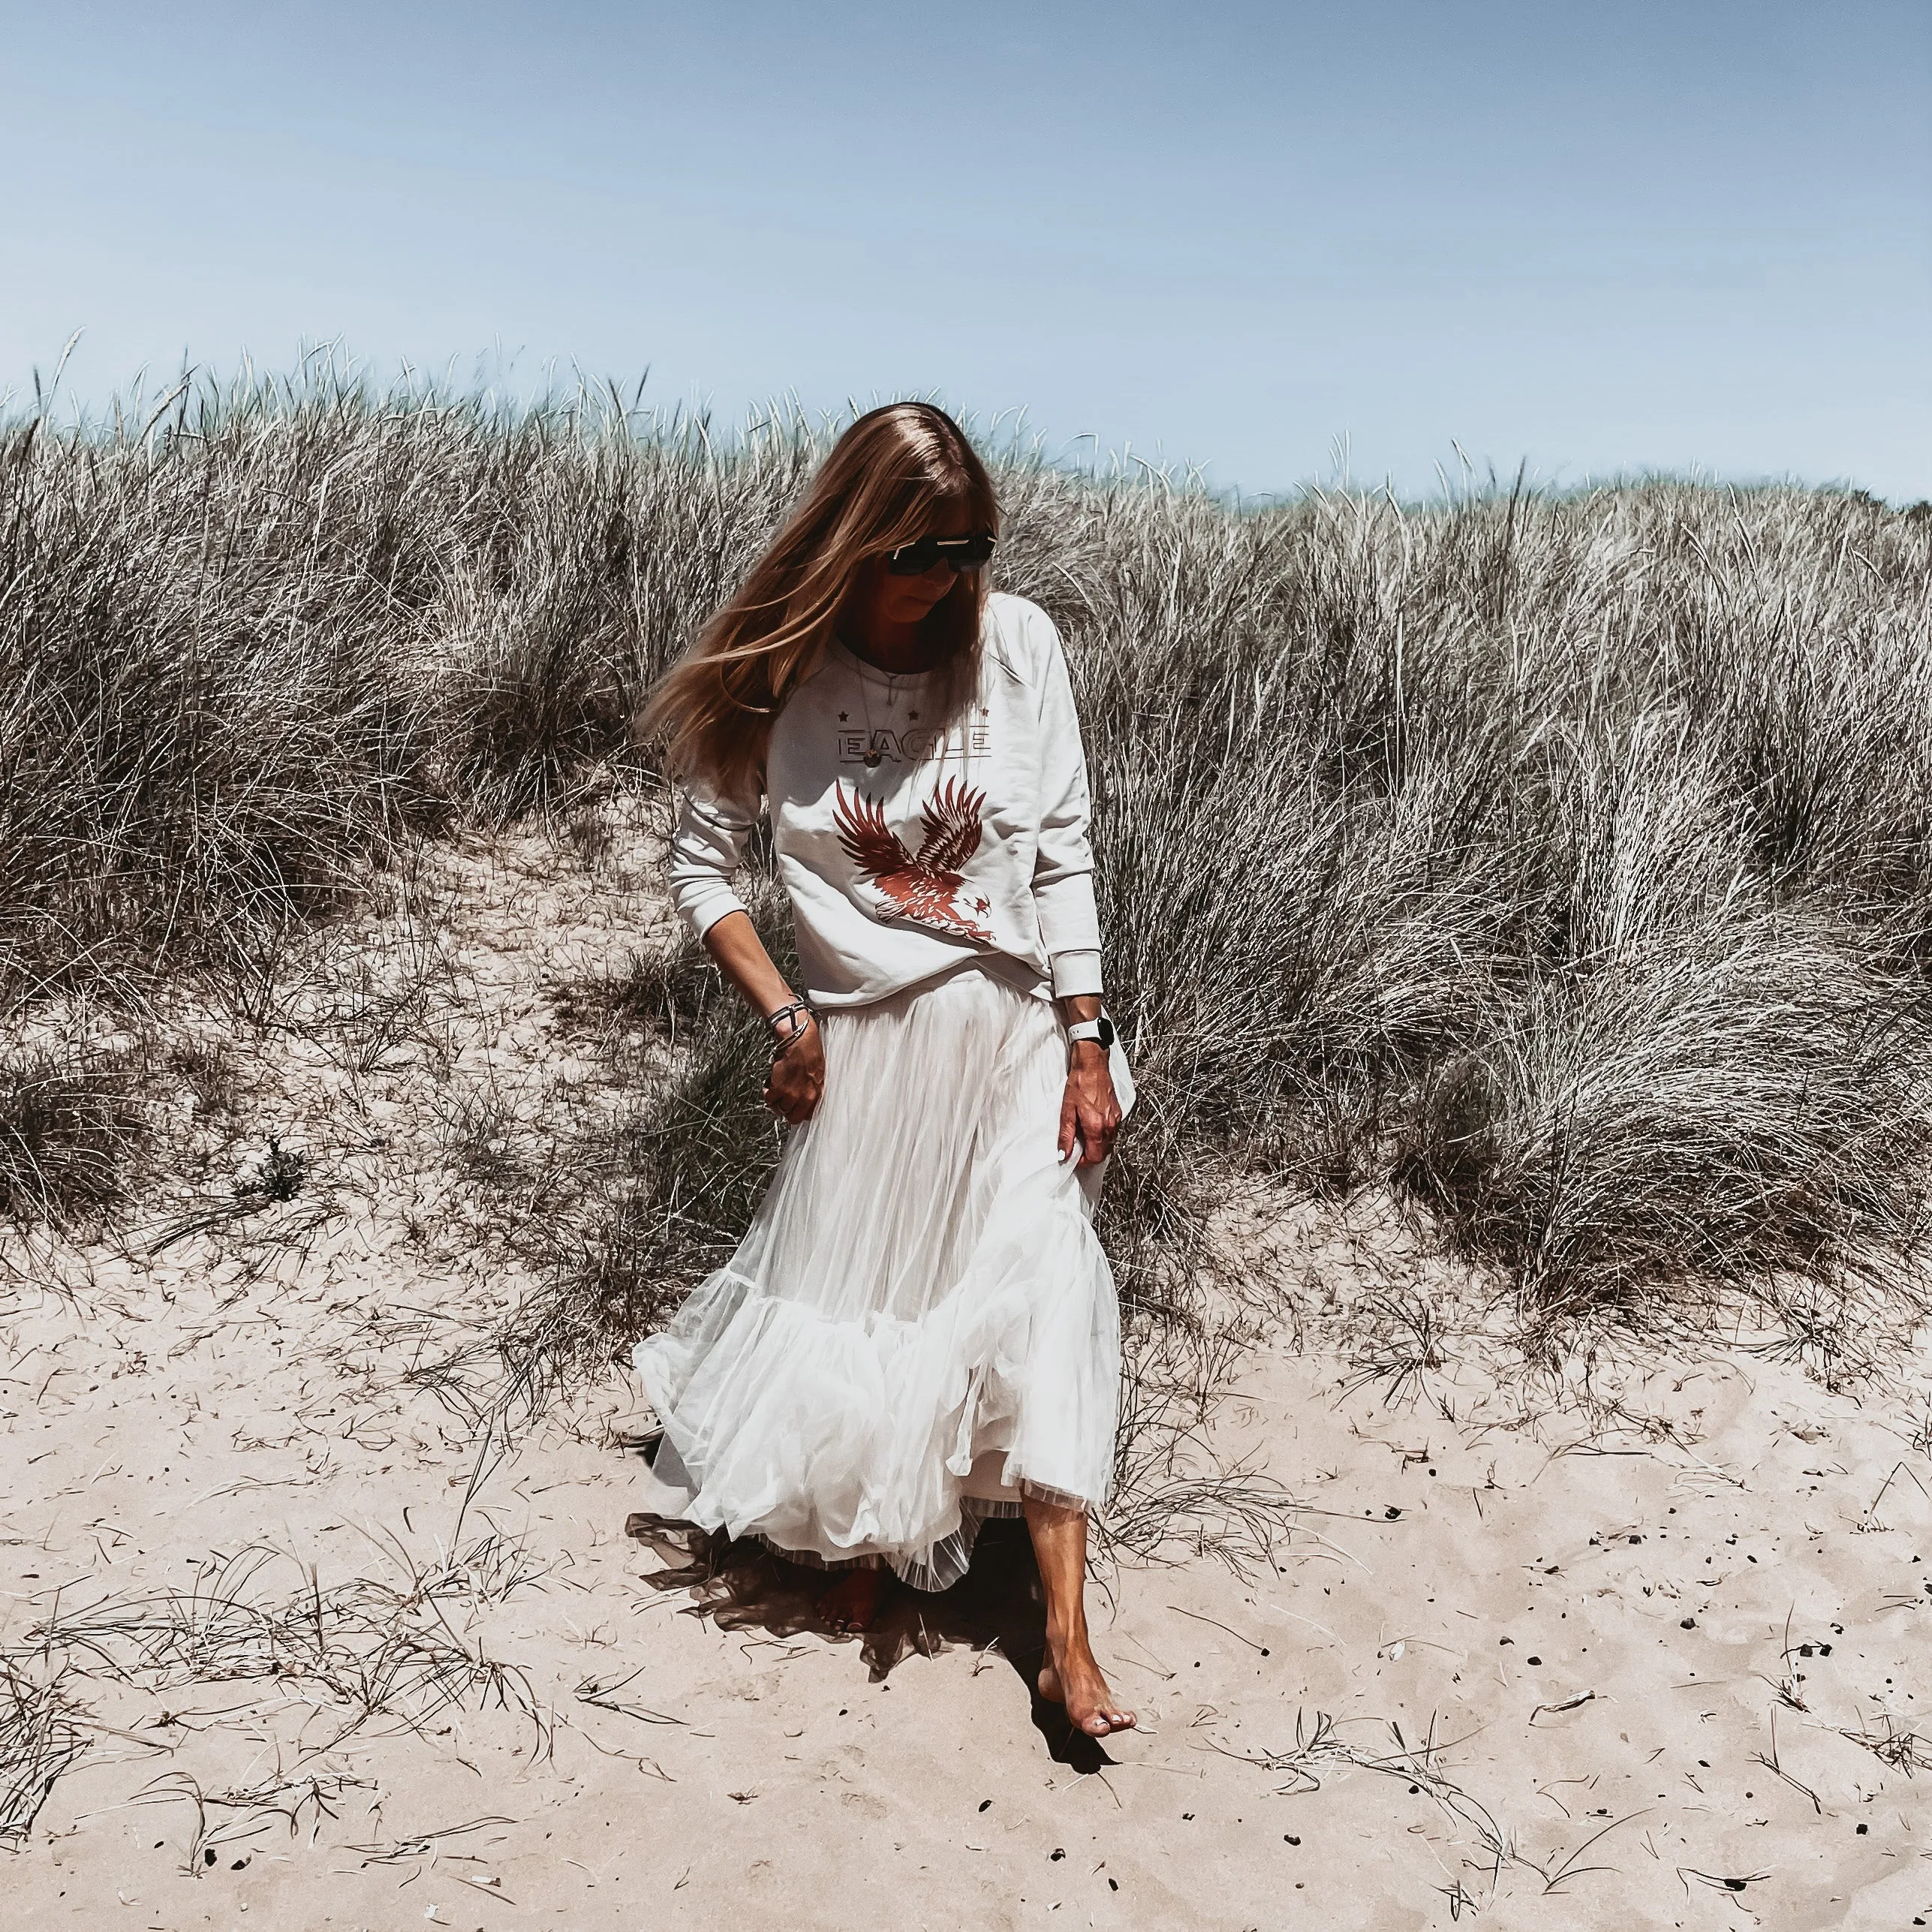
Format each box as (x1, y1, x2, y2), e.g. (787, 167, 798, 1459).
(1037, 1631, 1136, 1738)
(819, 1566, 889, 1634)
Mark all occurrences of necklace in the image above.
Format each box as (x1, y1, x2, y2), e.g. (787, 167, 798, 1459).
(859, 669, 904, 767)
(843, 634, 921, 769)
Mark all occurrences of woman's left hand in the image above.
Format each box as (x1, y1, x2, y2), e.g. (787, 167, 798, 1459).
(1059, 1043, 1122, 1169)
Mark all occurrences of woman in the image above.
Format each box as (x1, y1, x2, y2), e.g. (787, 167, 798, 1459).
(633, 402, 1135, 1738)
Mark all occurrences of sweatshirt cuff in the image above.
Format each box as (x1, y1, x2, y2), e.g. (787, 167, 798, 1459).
(1049, 949, 1104, 999)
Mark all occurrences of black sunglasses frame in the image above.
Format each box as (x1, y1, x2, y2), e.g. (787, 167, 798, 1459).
(883, 533, 998, 576)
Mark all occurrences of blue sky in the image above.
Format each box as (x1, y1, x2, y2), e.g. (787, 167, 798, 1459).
(3, 1, 1927, 500)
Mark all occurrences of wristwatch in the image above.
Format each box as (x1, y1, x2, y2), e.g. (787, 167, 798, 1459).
(1065, 1015, 1115, 1051)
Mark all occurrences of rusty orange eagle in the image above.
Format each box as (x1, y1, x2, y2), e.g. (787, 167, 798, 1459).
(832, 778, 995, 944)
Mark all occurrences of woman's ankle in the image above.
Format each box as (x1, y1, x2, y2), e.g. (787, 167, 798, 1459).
(1044, 1616, 1091, 1660)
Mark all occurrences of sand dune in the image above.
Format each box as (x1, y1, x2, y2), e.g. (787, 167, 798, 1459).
(5, 824, 1930, 1930)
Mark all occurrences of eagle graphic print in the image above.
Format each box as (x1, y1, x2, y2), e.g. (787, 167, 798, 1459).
(833, 777, 995, 944)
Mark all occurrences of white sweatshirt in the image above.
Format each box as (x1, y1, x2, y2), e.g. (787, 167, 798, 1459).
(668, 591, 1105, 1010)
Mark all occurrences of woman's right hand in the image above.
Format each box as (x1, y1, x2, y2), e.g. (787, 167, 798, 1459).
(763, 1016, 826, 1124)
(697, 913, 826, 1124)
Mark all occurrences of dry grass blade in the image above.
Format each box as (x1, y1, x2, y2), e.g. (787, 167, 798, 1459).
(0, 1658, 91, 1847)
(1098, 1474, 1308, 1576)
(1679, 1866, 1771, 1894)
(1227, 1707, 1527, 1886)
(1229, 1705, 1646, 1899)
(573, 1666, 686, 1728)
(1341, 1290, 1448, 1406)
(131, 1769, 378, 1874)
(346, 1813, 519, 1864)
(1837, 1712, 1932, 1775)
(23, 1542, 547, 1750)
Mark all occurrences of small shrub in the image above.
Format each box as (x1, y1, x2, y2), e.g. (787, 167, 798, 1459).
(165, 1037, 239, 1117)
(552, 933, 721, 1045)
(0, 1659, 89, 1847)
(1394, 917, 1932, 1317)
(0, 1038, 149, 1224)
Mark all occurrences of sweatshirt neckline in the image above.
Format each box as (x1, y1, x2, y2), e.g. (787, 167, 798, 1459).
(827, 633, 942, 691)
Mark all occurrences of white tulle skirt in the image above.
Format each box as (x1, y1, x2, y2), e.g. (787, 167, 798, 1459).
(632, 964, 1130, 1593)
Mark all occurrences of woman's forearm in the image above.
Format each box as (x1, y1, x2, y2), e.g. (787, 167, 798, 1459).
(701, 910, 825, 1121)
(701, 910, 799, 1020)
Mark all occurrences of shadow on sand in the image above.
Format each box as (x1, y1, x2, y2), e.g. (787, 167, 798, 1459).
(624, 1498, 1117, 1773)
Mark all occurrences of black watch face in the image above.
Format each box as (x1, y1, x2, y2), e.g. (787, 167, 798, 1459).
(1097, 1016, 1115, 1049)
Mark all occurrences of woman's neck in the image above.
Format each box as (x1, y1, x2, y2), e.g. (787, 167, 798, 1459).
(844, 612, 941, 676)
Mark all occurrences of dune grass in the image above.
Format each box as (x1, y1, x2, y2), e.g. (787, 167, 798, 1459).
(5, 366, 1930, 1362)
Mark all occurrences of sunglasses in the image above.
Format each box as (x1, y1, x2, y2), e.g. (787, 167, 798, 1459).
(884, 532, 998, 576)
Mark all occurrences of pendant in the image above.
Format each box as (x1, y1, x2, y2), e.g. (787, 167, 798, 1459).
(864, 752, 882, 768)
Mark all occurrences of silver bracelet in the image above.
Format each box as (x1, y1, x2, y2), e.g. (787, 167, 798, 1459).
(766, 1000, 815, 1058)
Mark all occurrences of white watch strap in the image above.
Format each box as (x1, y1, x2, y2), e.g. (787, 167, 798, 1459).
(1065, 1019, 1105, 1046)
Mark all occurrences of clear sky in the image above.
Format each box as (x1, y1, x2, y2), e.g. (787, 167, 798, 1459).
(4, 0, 1928, 501)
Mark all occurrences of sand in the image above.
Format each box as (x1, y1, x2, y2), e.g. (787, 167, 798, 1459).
(5, 819, 1931, 1930)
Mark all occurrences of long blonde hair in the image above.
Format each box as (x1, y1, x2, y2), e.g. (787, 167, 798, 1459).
(639, 402, 1001, 799)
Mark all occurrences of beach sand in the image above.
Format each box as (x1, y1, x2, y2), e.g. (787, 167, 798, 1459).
(5, 821, 1930, 1930)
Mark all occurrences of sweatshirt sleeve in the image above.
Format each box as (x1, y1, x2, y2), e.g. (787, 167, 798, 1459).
(1029, 612, 1106, 999)
(667, 781, 761, 942)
